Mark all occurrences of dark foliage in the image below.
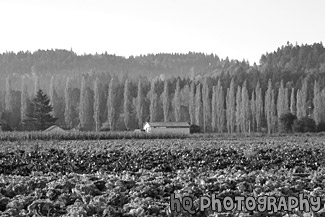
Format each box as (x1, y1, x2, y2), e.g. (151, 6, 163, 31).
(190, 125, 201, 134)
(293, 117, 316, 133)
(316, 122, 325, 132)
(23, 89, 58, 131)
(278, 113, 297, 133)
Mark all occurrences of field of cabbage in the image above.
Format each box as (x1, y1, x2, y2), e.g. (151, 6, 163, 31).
(1, 136, 325, 216)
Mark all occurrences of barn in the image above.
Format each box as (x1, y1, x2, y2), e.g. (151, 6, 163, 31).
(43, 125, 67, 133)
(143, 122, 190, 134)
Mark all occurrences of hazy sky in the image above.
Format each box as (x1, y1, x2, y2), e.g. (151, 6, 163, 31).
(0, 0, 324, 64)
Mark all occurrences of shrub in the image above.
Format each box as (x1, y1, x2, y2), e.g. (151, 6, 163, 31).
(279, 113, 297, 133)
(293, 117, 316, 133)
(316, 122, 325, 132)
(190, 125, 201, 134)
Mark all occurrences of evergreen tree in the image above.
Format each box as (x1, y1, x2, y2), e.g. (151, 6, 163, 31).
(136, 79, 144, 128)
(189, 81, 195, 125)
(174, 79, 181, 122)
(94, 77, 100, 131)
(162, 79, 170, 122)
(123, 79, 132, 129)
(64, 77, 73, 129)
(23, 89, 57, 131)
(290, 88, 296, 115)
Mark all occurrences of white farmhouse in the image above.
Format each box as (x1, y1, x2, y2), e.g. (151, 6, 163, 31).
(143, 122, 190, 134)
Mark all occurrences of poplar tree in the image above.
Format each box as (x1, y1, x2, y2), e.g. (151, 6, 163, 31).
(301, 78, 308, 117)
(150, 79, 158, 122)
(284, 87, 289, 114)
(162, 79, 170, 122)
(271, 89, 277, 133)
(195, 83, 202, 128)
(290, 88, 296, 115)
(5, 76, 13, 112)
(64, 77, 73, 129)
(255, 81, 263, 132)
(313, 80, 321, 125)
(79, 76, 87, 129)
(136, 79, 144, 128)
(235, 85, 242, 133)
(49, 76, 57, 117)
(202, 78, 211, 132)
(321, 89, 325, 122)
(123, 79, 132, 129)
(277, 80, 285, 118)
(107, 77, 117, 130)
(216, 80, 224, 133)
(250, 89, 256, 132)
(174, 79, 181, 122)
(296, 90, 304, 119)
(21, 75, 28, 126)
(4, 76, 13, 127)
(34, 74, 40, 96)
(94, 77, 100, 131)
(226, 88, 230, 133)
(189, 81, 195, 125)
(211, 86, 217, 132)
(241, 81, 249, 133)
(265, 79, 272, 134)
(227, 79, 235, 133)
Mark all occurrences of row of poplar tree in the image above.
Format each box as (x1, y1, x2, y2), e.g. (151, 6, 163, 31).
(3, 74, 325, 132)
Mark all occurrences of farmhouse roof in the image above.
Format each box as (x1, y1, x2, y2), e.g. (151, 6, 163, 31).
(145, 122, 190, 128)
(43, 125, 65, 132)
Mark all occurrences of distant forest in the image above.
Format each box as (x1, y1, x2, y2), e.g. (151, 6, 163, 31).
(1, 42, 325, 132)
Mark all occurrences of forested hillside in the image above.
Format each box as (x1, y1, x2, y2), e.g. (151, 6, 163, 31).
(1, 42, 325, 132)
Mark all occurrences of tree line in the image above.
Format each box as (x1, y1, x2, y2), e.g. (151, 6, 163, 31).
(2, 73, 325, 133)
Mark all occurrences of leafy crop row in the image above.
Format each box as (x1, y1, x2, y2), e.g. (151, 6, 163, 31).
(0, 131, 188, 141)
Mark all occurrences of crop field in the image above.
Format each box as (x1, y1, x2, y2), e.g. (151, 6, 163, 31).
(1, 135, 325, 216)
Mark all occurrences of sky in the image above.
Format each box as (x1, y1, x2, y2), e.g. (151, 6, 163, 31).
(0, 0, 324, 64)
